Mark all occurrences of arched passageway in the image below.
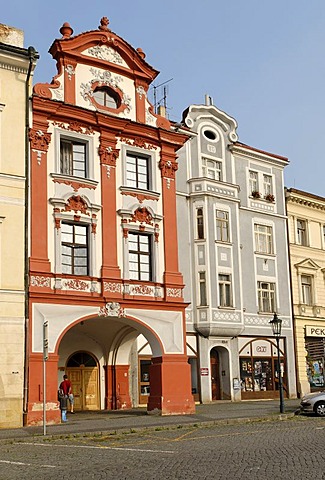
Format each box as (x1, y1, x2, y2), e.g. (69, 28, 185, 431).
(26, 304, 195, 425)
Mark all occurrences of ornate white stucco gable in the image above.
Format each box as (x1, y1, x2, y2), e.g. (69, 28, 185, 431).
(83, 45, 127, 67)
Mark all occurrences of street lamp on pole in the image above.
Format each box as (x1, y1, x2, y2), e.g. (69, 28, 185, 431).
(269, 313, 284, 414)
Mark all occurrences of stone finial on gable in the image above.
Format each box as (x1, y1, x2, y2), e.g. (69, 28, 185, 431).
(136, 48, 146, 60)
(60, 22, 73, 39)
(99, 17, 110, 32)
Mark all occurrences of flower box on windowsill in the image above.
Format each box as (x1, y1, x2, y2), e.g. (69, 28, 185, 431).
(251, 191, 261, 199)
(265, 193, 275, 203)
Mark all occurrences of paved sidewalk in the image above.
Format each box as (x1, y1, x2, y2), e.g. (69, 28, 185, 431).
(0, 399, 300, 441)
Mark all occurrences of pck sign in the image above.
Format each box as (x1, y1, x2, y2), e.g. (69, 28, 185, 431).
(306, 325, 325, 337)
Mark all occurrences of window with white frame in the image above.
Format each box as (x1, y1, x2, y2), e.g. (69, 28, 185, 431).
(257, 281, 275, 313)
(202, 157, 222, 180)
(61, 222, 89, 275)
(197, 208, 204, 239)
(249, 171, 259, 195)
(263, 175, 273, 196)
(199, 271, 207, 306)
(297, 219, 307, 245)
(254, 224, 273, 254)
(218, 274, 232, 307)
(126, 153, 150, 190)
(323, 225, 325, 248)
(301, 275, 313, 305)
(60, 138, 87, 178)
(128, 232, 152, 281)
(216, 210, 229, 242)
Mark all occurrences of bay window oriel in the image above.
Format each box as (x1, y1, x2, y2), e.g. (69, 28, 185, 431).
(216, 210, 229, 242)
(199, 271, 207, 306)
(202, 156, 222, 181)
(218, 274, 232, 307)
(196, 207, 204, 239)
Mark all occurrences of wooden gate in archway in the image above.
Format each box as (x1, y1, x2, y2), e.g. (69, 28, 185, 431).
(66, 351, 99, 411)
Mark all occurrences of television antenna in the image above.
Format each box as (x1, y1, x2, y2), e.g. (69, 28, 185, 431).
(152, 78, 173, 114)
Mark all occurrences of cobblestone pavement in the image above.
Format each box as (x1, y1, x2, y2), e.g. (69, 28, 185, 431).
(0, 415, 324, 480)
(0, 399, 300, 441)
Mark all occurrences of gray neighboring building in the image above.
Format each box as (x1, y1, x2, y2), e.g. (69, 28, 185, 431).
(176, 97, 297, 403)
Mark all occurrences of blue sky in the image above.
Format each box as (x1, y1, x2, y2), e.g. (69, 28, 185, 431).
(2, 1, 325, 195)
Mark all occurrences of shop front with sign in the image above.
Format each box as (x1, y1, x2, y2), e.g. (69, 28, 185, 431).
(305, 326, 325, 390)
(239, 337, 287, 400)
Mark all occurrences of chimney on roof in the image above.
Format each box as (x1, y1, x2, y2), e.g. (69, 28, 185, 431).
(0, 23, 24, 47)
(157, 105, 166, 118)
(205, 94, 213, 106)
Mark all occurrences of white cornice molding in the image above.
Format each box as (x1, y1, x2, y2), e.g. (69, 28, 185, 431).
(286, 194, 325, 211)
(230, 144, 288, 167)
(0, 62, 28, 74)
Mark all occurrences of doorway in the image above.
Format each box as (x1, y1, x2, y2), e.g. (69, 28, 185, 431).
(138, 356, 151, 405)
(66, 351, 99, 411)
(210, 349, 221, 400)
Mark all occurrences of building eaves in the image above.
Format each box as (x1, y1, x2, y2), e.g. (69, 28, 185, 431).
(232, 141, 289, 164)
(0, 42, 39, 59)
(285, 187, 325, 210)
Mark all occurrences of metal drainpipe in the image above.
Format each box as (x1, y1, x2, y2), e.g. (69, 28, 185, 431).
(23, 46, 37, 424)
(284, 188, 300, 399)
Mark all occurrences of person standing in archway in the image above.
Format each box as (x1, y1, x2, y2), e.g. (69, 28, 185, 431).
(59, 374, 75, 414)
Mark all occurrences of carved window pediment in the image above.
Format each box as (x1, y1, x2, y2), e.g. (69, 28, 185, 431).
(131, 207, 153, 225)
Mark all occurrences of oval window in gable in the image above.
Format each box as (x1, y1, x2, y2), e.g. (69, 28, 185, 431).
(93, 87, 121, 109)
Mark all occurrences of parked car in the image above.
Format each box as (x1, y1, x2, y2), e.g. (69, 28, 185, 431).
(300, 391, 325, 417)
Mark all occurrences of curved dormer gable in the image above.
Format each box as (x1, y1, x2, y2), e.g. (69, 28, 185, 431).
(181, 102, 238, 182)
(33, 17, 169, 128)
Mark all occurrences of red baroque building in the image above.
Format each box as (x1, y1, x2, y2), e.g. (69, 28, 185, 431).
(27, 17, 194, 425)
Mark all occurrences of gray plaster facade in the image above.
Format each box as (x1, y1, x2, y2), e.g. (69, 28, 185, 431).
(176, 98, 297, 403)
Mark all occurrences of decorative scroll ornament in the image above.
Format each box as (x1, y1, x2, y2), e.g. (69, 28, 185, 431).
(80, 68, 131, 113)
(87, 45, 123, 65)
(131, 207, 153, 225)
(121, 191, 159, 204)
(136, 85, 146, 100)
(52, 177, 97, 192)
(166, 287, 182, 298)
(98, 146, 119, 167)
(119, 136, 157, 150)
(30, 276, 51, 288)
(65, 64, 75, 80)
(99, 146, 119, 178)
(53, 121, 94, 135)
(129, 284, 153, 296)
(98, 302, 125, 317)
(154, 224, 159, 242)
(63, 195, 89, 215)
(159, 158, 178, 179)
(64, 279, 88, 291)
(91, 214, 97, 234)
(103, 282, 122, 293)
(29, 128, 51, 165)
(146, 107, 156, 125)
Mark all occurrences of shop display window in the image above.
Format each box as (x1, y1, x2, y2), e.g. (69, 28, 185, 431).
(307, 359, 325, 388)
(240, 357, 282, 393)
(239, 338, 287, 398)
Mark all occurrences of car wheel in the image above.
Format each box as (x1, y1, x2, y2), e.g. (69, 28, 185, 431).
(314, 402, 325, 417)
